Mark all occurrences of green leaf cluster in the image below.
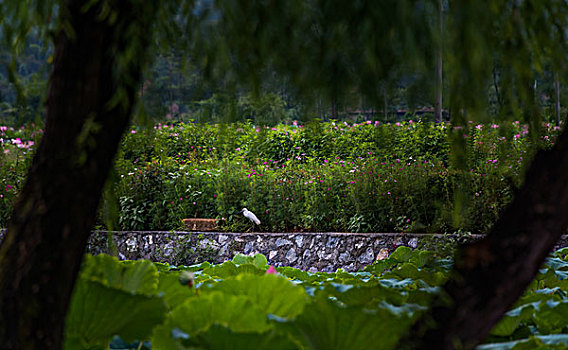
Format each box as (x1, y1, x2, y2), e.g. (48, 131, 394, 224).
(64, 247, 568, 349)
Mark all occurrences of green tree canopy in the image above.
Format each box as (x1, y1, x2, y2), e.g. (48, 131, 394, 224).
(1, 1, 568, 349)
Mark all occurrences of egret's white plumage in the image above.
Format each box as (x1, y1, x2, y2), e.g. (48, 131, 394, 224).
(241, 208, 260, 225)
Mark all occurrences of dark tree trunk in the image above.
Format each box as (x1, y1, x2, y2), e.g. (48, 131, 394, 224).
(331, 97, 338, 119)
(400, 126, 568, 349)
(555, 72, 561, 127)
(383, 87, 388, 120)
(0, 1, 154, 349)
(492, 65, 502, 111)
(434, 0, 443, 123)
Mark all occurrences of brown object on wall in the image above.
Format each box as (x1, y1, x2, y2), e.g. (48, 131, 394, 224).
(182, 218, 218, 231)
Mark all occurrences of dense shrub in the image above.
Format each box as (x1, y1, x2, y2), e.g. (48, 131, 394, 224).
(0, 120, 562, 233)
(105, 120, 561, 233)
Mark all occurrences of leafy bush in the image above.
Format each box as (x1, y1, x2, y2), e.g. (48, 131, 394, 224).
(0, 124, 39, 227)
(0, 120, 563, 233)
(107, 120, 560, 233)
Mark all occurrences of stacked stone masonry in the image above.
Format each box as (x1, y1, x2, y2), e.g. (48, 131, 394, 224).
(87, 231, 568, 272)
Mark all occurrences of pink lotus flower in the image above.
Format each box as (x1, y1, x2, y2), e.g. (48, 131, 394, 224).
(266, 265, 278, 274)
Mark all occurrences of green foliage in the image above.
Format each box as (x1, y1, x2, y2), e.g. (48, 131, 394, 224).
(107, 120, 557, 233)
(232, 253, 269, 269)
(65, 255, 167, 349)
(0, 123, 40, 226)
(63, 247, 568, 349)
(1, 120, 561, 233)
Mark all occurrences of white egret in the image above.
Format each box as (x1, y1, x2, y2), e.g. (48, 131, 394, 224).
(241, 208, 260, 231)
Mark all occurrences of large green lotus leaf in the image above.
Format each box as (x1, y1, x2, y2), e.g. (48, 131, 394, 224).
(535, 269, 568, 290)
(377, 301, 427, 318)
(154, 262, 174, 273)
(515, 288, 564, 307)
(277, 266, 330, 284)
(178, 324, 299, 350)
(404, 290, 437, 306)
(252, 254, 268, 269)
(178, 261, 212, 272)
(64, 336, 104, 350)
(80, 254, 158, 295)
(389, 246, 413, 263)
(383, 263, 446, 286)
(154, 261, 211, 273)
(330, 272, 377, 287)
(533, 300, 568, 334)
(232, 253, 252, 265)
(430, 258, 454, 271)
(378, 278, 418, 289)
(151, 291, 271, 350)
(194, 274, 218, 287)
(477, 335, 568, 350)
(490, 304, 535, 337)
(202, 261, 266, 278)
(363, 259, 399, 275)
(322, 283, 406, 307)
(156, 271, 197, 309)
(202, 274, 307, 318)
(236, 263, 266, 276)
(553, 248, 568, 261)
(173, 291, 270, 334)
(232, 253, 268, 270)
(409, 250, 437, 268)
(65, 279, 167, 349)
(108, 336, 150, 350)
(281, 295, 412, 350)
(148, 321, 178, 350)
(545, 258, 568, 272)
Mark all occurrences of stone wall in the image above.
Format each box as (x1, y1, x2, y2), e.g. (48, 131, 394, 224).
(88, 231, 568, 272)
(2, 230, 566, 272)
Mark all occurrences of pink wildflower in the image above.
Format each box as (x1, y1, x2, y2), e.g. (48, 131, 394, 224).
(266, 266, 278, 274)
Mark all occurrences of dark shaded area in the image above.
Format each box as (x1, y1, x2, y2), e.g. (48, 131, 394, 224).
(401, 126, 568, 349)
(0, 0, 156, 348)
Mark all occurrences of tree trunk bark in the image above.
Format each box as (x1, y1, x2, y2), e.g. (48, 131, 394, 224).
(492, 65, 502, 111)
(434, 0, 443, 123)
(555, 71, 560, 127)
(0, 1, 154, 349)
(383, 87, 388, 121)
(400, 126, 568, 349)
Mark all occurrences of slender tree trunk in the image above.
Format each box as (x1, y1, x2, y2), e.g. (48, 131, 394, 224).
(492, 65, 502, 111)
(400, 126, 568, 349)
(555, 72, 560, 127)
(383, 87, 388, 121)
(331, 101, 337, 119)
(434, 0, 443, 123)
(0, 1, 154, 349)
(168, 54, 174, 119)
